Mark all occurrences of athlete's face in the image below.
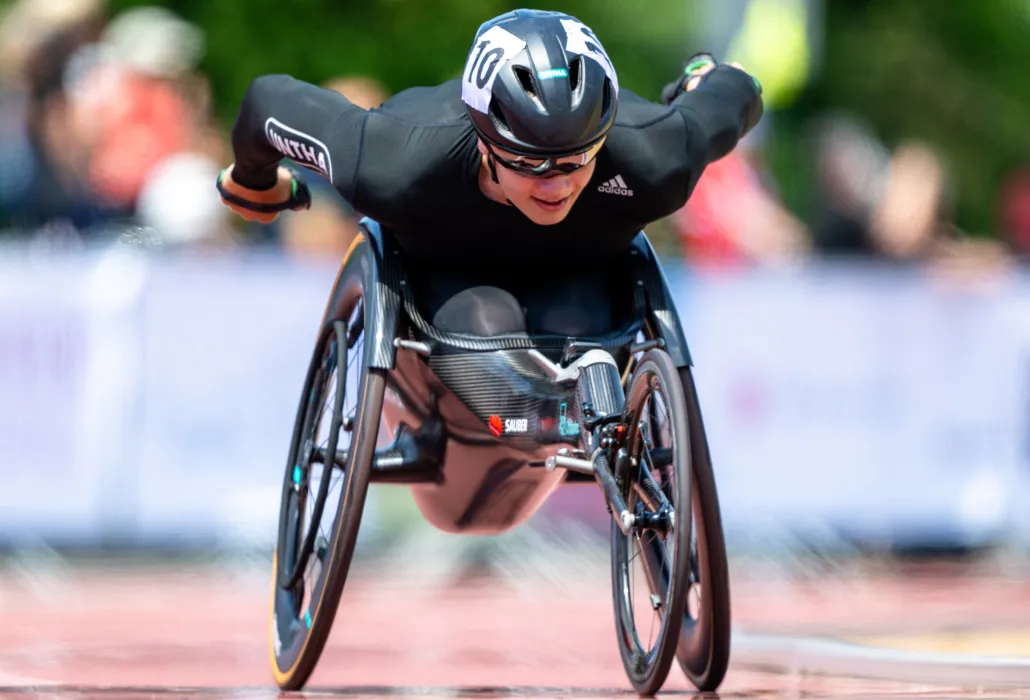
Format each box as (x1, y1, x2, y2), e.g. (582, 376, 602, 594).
(478, 140, 603, 225)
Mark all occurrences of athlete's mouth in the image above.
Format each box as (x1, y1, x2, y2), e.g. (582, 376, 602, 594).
(532, 195, 569, 211)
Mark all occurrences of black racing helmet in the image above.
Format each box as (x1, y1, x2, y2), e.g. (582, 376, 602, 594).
(461, 9, 618, 159)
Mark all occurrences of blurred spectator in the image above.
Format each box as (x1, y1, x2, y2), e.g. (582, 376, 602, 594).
(63, 6, 235, 250)
(0, 1, 235, 250)
(867, 140, 951, 260)
(810, 112, 954, 260)
(0, 0, 105, 84)
(810, 112, 1011, 278)
(0, 0, 114, 236)
(808, 112, 893, 257)
(135, 152, 235, 251)
(998, 165, 1030, 263)
(276, 75, 390, 261)
(323, 76, 389, 111)
(674, 134, 810, 270)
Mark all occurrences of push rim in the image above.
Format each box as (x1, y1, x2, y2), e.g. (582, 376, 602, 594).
(271, 288, 366, 680)
(612, 351, 693, 694)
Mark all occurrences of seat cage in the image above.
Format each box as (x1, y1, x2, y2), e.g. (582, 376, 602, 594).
(352, 217, 694, 370)
(316, 217, 697, 532)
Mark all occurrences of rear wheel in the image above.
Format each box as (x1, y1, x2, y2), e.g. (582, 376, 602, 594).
(611, 349, 693, 697)
(674, 366, 731, 692)
(269, 282, 385, 691)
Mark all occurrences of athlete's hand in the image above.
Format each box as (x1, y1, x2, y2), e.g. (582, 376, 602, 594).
(662, 54, 753, 104)
(216, 164, 311, 224)
(685, 60, 746, 92)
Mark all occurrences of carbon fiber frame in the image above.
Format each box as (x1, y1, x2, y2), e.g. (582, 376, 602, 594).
(329, 217, 695, 533)
(352, 217, 693, 368)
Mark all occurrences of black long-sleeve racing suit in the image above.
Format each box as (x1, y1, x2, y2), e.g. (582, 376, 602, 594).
(228, 65, 762, 336)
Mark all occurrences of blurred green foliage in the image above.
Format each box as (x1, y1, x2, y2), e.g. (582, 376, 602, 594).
(106, 0, 695, 122)
(75, 0, 1030, 237)
(100, 0, 699, 254)
(774, 0, 1030, 237)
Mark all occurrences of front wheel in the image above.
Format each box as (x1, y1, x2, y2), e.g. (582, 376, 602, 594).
(269, 282, 385, 691)
(611, 349, 694, 697)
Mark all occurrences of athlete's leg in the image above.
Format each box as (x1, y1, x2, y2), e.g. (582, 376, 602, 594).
(432, 285, 526, 335)
(519, 266, 634, 368)
(412, 263, 631, 341)
(414, 267, 526, 336)
(519, 271, 617, 337)
(518, 257, 636, 336)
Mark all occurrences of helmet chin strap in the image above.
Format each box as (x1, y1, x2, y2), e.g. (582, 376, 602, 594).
(487, 153, 500, 184)
(485, 153, 515, 205)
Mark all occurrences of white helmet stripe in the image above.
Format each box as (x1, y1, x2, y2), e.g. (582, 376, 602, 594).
(560, 18, 619, 96)
(461, 25, 527, 114)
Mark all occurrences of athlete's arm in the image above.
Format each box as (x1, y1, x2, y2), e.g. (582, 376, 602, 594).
(667, 64, 763, 166)
(228, 74, 367, 199)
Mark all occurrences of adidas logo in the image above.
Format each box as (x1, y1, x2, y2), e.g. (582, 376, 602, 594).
(598, 174, 633, 196)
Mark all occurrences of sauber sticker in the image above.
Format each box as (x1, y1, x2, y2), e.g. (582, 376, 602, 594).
(505, 418, 529, 433)
(489, 415, 529, 436)
(264, 118, 333, 181)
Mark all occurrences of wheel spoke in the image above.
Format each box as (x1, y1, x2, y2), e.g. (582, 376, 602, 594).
(637, 529, 671, 610)
(271, 284, 387, 691)
(611, 352, 703, 695)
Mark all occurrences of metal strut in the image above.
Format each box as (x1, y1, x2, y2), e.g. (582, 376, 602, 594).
(593, 448, 635, 536)
(311, 418, 444, 484)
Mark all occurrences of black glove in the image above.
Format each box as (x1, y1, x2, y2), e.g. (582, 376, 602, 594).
(661, 52, 719, 105)
(215, 164, 312, 224)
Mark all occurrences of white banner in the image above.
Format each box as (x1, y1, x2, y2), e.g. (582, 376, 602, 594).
(0, 249, 1027, 551)
(0, 249, 144, 546)
(666, 264, 1030, 549)
(129, 255, 339, 549)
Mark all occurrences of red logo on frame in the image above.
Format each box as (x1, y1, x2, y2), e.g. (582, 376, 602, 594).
(488, 415, 503, 436)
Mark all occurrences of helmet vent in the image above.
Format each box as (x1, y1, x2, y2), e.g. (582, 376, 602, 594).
(601, 76, 613, 116)
(569, 55, 585, 108)
(513, 65, 546, 113)
(489, 99, 511, 132)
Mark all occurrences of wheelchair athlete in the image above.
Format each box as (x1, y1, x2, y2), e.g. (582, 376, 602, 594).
(216, 9, 763, 339)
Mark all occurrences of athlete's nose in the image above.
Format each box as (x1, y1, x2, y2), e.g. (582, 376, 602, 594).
(532, 176, 573, 198)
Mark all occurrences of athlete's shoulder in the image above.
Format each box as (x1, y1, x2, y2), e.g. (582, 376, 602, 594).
(352, 78, 479, 213)
(604, 86, 688, 172)
(593, 87, 695, 214)
(373, 78, 469, 128)
(610, 87, 681, 129)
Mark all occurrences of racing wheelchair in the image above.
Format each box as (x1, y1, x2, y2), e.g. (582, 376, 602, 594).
(269, 218, 731, 696)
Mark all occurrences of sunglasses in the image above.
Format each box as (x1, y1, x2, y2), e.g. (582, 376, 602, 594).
(487, 140, 604, 178)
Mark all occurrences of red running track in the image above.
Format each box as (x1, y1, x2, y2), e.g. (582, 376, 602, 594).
(0, 559, 1029, 699)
